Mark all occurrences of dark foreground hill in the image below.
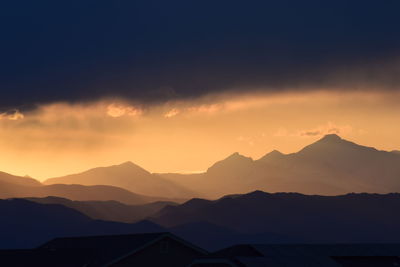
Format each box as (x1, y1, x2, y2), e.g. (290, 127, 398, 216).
(3, 191, 400, 251)
(0, 199, 165, 249)
(151, 190, 400, 245)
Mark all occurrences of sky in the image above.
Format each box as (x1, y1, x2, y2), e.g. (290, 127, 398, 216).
(1, 1, 400, 179)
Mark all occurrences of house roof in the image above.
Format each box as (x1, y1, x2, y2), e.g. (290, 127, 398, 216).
(251, 244, 400, 257)
(39, 232, 168, 250)
(37, 232, 208, 266)
(188, 258, 240, 267)
(214, 244, 400, 267)
(0, 249, 94, 267)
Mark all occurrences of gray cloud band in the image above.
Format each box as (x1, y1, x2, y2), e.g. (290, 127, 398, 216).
(1, 0, 400, 110)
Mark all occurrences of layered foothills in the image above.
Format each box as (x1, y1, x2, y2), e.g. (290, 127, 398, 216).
(3, 134, 400, 201)
(2, 135, 400, 250)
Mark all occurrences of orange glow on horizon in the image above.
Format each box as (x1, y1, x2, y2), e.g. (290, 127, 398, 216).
(1, 89, 400, 180)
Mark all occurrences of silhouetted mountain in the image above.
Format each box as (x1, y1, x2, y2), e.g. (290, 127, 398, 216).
(0, 171, 41, 187)
(0, 180, 171, 205)
(259, 149, 285, 161)
(392, 150, 400, 155)
(44, 162, 196, 199)
(26, 196, 177, 223)
(162, 134, 400, 198)
(0, 199, 165, 249)
(152, 190, 400, 244)
(207, 152, 253, 173)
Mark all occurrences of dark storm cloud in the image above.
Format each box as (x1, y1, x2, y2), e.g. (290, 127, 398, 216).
(1, 0, 400, 110)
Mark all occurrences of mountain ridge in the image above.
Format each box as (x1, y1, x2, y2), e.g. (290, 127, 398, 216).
(0, 179, 177, 205)
(25, 196, 177, 223)
(0, 198, 165, 249)
(3, 134, 400, 200)
(44, 161, 197, 199)
(151, 190, 400, 244)
(0, 171, 41, 187)
(161, 134, 400, 198)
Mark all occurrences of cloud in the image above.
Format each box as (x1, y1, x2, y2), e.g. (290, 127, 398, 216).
(188, 104, 221, 114)
(275, 122, 353, 138)
(106, 104, 142, 118)
(0, 90, 399, 179)
(297, 122, 353, 137)
(1, 0, 400, 110)
(164, 108, 180, 118)
(0, 110, 24, 120)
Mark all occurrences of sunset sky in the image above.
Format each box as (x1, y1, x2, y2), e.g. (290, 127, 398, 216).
(1, 1, 400, 179)
(1, 90, 400, 180)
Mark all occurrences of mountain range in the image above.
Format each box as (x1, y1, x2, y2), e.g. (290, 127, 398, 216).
(2, 134, 400, 201)
(3, 190, 400, 251)
(44, 161, 197, 199)
(0, 179, 176, 205)
(0, 195, 291, 250)
(0, 198, 164, 249)
(150, 190, 400, 245)
(161, 134, 400, 198)
(0, 171, 41, 187)
(2, 134, 400, 251)
(26, 196, 176, 223)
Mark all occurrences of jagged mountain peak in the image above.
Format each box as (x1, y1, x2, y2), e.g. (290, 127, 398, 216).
(119, 161, 136, 166)
(90, 161, 151, 175)
(258, 150, 285, 161)
(213, 152, 252, 164)
(206, 152, 253, 173)
(297, 134, 371, 155)
(116, 161, 146, 170)
(225, 152, 252, 161)
(113, 161, 143, 168)
(318, 134, 342, 142)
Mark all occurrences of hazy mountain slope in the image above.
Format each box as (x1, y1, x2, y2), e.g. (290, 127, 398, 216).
(26, 196, 177, 223)
(0, 171, 41, 187)
(0, 199, 165, 249)
(0, 180, 170, 205)
(44, 162, 196, 199)
(281, 134, 400, 190)
(152, 190, 400, 243)
(391, 150, 400, 155)
(159, 153, 262, 198)
(161, 135, 400, 198)
(160, 152, 347, 198)
(160, 173, 207, 197)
